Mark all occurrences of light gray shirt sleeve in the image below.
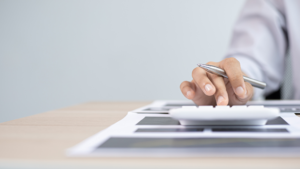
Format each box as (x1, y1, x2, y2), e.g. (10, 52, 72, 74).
(224, 0, 288, 99)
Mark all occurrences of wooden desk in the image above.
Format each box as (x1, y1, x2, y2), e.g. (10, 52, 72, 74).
(1, 102, 300, 169)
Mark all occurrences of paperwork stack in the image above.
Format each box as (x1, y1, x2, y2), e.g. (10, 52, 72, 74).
(68, 100, 300, 157)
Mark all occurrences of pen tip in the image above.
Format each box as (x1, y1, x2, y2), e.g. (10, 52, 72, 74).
(197, 63, 204, 67)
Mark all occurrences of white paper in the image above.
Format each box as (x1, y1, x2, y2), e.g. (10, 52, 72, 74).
(67, 100, 300, 157)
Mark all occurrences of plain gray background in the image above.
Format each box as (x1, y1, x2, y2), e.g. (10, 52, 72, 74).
(0, 0, 245, 123)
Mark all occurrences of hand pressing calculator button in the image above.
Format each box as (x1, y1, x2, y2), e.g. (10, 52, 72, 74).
(169, 106, 279, 126)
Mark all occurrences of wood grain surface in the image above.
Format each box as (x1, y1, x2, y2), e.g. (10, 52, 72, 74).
(0, 102, 300, 169)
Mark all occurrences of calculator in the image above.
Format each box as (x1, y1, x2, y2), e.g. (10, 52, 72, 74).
(169, 106, 280, 126)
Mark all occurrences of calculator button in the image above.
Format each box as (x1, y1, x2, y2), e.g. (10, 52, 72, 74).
(248, 106, 264, 108)
(231, 106, 247, 109)
(182, 106, 197, 109)
(198, 106, 213, 109)
(215, 106, 230, 109)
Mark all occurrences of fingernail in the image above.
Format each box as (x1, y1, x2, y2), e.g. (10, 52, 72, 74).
(205, 84, 212, 92)
(235, 86, 244, 95)
(217, 96, 224, 105)
(186, 91, 191, 98)
(240, 89, 248, 99)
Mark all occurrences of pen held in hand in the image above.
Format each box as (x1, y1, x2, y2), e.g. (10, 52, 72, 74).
(197, 63, 266, 89)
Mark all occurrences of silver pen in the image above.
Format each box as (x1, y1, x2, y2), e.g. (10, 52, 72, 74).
(197, 63, 266, 89)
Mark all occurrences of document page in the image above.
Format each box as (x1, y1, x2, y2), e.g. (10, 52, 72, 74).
(67, 100, 300, 157)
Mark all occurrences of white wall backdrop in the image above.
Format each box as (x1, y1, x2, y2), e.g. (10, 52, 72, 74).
(0, 0, 245, 122)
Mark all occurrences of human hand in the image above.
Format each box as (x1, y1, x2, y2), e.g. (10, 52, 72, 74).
(180, 58, 253, 106)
